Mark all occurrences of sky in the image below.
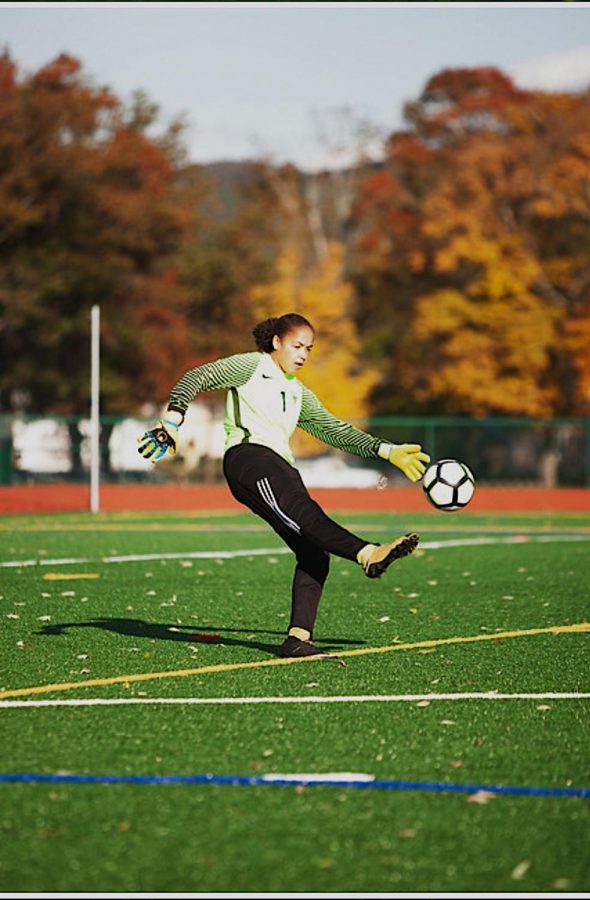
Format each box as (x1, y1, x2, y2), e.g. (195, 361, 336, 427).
(1, 2, 590, 171)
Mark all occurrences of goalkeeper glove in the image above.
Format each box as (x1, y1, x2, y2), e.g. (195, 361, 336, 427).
(378, 442, 431, 483)
(137, 416, 181, 463)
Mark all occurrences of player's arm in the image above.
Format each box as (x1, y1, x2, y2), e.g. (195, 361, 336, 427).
(297, 386, 430, 482)
(137, 353, 260, 463)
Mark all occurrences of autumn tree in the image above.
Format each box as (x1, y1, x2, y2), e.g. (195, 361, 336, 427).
(351, 67, 590, 417)
(176, 161, 285, 368)
(0, 51, 198, 417)
(249, 241, 379, 456)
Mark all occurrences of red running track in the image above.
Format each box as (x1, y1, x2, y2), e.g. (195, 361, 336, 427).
(0, 484, 588, 515)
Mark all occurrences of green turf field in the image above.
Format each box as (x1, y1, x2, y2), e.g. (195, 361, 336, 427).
(1, 509, 589, 893)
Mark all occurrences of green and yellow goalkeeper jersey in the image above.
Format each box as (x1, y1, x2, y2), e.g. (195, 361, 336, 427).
(167, 351, 382, 466)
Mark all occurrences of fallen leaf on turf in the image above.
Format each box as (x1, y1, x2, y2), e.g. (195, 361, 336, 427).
(40, 826, 64, 838)
(511, 860, 531, 880)
(416, 700, 430, 707)
(448, 760, 463, 768)
(467, 790, 496, 805)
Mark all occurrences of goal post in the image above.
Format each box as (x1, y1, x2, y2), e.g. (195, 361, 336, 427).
(90, 304, 100, 513)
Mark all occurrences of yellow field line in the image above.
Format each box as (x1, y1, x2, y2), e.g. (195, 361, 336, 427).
(42, 573, 101, 580)
(1, 622, 588, 701)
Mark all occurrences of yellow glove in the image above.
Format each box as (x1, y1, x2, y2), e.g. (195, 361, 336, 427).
(379, 442, 431, 483)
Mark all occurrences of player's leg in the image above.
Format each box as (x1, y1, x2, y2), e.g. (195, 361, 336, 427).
(289, 543, 329, 636)
(224, 445, 335, 656)
(223, 444, 364, 558)
(223, 444, 419, 578)
(278, 531, 335, 657)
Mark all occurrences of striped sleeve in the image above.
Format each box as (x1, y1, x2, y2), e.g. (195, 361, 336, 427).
(167, 352, 260, 415)
(297, 385, 382, 459)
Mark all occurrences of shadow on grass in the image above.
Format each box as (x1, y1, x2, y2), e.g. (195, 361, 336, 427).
(36, 618, 365, 656)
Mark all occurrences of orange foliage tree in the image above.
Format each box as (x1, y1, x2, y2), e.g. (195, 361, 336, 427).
(0, 51, 197, 415)
(352, 67, 590, 417)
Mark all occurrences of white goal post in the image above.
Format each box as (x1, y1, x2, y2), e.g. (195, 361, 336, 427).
(90, 304, 100, 513)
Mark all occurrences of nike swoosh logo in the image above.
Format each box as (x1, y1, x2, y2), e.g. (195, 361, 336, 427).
(262, 374, 272, 379)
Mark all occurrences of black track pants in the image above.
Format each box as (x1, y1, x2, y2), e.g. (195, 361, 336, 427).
(223, 444, 367, 635)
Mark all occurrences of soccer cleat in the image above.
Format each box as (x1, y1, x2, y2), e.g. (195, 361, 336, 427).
(278, 636, 337, 659)
(361, 532, 420, 579)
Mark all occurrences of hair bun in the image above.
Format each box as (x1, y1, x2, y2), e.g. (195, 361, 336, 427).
(252, 313, 314, 352)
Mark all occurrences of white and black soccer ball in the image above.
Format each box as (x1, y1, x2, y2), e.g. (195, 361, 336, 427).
(422, 458, 476, 512)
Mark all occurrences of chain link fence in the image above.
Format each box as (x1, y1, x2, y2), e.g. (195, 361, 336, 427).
(1, 411, 589, 487)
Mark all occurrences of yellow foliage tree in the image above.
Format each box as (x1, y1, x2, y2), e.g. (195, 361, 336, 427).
(413, 201, 560, 416)
(249, 241, 379, 455)
(354, 67, 590, 417)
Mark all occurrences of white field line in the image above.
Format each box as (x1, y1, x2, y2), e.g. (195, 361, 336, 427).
(0, 547, 291, 568)
(1, 533, 590, 569)
(0, 692, 588, 709)
(262, 772, 375, 782)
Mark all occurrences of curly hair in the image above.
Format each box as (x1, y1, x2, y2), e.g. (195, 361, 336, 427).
(252, 313, 315, 353)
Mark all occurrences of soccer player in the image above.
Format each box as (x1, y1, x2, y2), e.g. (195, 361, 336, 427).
(137, 313, 430, 659)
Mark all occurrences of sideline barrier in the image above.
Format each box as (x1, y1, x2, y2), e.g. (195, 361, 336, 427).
(0, 484, 589, 515)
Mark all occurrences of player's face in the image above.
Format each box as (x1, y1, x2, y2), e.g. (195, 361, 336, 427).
(272, 326, 315, 375)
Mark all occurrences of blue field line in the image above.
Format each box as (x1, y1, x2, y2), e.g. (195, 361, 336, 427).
(1, 772, 588, 798)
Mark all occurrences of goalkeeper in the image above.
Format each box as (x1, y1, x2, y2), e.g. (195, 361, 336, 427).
(138, 313, 430, 659)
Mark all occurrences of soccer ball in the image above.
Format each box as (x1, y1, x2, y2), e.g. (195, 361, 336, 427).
(422, 458, 475, 512)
